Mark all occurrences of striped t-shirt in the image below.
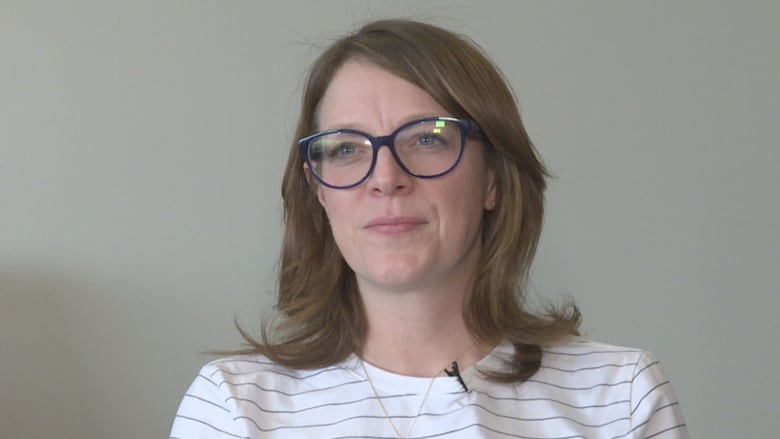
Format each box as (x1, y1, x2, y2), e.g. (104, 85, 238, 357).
(170, 338, 688, 438)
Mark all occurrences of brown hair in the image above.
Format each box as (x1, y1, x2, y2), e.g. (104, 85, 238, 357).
(237, 19, 580, 382)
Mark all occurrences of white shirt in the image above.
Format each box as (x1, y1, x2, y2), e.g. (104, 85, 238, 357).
(170, 338, 688, 438)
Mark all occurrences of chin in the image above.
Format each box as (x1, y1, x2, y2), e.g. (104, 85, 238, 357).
(361, 263, 427, 289)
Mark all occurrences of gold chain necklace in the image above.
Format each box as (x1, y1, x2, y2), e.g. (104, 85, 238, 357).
(360, 342, 475, 439)
(361, 362, 435, 439)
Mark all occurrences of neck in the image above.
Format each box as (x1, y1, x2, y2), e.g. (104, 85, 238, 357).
(359, 282, 488, 377)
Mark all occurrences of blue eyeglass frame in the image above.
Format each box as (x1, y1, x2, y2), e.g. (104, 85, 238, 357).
(298, 116, 481, 189)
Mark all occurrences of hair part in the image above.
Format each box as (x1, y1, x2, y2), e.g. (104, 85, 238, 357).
(235, 19, 581, 381)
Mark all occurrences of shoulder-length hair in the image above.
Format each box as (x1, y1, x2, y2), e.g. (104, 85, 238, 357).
(238, 19, 580, 382)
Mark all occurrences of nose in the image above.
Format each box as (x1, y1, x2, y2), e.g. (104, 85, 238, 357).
(366, 146, 412, 195)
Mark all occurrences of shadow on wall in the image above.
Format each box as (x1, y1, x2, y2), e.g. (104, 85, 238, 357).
(0, 269, 89, 438)
(0, 268, 202, 439)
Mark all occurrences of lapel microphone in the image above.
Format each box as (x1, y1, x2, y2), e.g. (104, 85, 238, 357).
(444, 361, 469, 392)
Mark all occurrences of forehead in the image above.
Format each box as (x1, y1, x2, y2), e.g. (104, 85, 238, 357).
(316, 59, 449, 132)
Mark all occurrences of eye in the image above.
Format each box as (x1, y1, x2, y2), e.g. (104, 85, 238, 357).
(412, 132, 449, 149)
(329, 143, 358, 157)
(416, 134, 439, 145)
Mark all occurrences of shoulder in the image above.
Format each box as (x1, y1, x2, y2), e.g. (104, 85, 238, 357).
(201, 354, 303, 383)
(536, 337, 688, 438)
(534, 337, 670, 394)
(172, 356, 287, 422)
(200, 353, 364, 394)
(500, 337, 647, 401)
(171, 354, 366, 437)
(541, 337, 646, 369)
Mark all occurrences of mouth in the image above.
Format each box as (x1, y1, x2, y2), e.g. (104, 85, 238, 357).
(364, 216, 427, 234)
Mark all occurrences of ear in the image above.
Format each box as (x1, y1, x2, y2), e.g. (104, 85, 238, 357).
(303, 162, 327, 209)
(484, 166, 498, 211)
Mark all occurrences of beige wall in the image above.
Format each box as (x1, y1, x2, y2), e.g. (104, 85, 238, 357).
(1, 1, 778, 437)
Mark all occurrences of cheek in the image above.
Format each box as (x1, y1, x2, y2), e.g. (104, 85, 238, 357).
(437, 170, 493, 234)
(434, 185, 485, 234)
(318, 185, 353, 221)
(318, 191, 356, 239)
(315, 182, 326, 210)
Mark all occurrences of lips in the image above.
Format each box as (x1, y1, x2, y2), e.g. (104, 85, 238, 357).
(364, 216, 427, 234)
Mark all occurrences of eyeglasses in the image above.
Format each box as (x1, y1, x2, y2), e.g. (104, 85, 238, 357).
(298, 117, 480, 189)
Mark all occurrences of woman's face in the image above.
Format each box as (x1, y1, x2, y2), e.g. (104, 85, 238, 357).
(314, 59, 496, 295)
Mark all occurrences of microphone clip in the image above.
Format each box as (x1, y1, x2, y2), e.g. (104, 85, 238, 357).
(444, 361, 469, 392)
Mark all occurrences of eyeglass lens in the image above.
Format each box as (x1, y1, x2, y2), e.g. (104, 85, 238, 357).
(307, 119, 463, 188)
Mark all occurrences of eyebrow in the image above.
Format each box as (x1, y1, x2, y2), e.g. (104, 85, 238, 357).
(318, 114, 454, 133)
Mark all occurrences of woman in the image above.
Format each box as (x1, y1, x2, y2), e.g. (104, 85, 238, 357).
(171, 19, 688, 438)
